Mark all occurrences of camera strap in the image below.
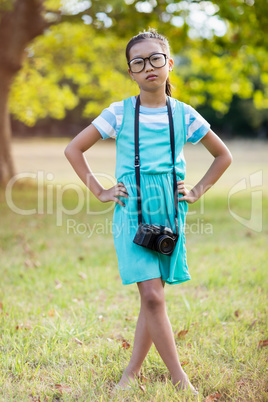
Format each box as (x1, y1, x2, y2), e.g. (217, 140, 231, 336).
(134, 95, 179, 235)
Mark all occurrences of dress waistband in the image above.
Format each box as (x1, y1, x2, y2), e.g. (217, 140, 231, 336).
(117, 170, 184, 182)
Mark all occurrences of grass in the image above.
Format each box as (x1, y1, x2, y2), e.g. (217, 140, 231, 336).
(0, 138, 267, 401)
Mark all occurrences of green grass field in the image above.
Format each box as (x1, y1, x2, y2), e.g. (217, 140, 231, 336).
(0, 139, 267, 401)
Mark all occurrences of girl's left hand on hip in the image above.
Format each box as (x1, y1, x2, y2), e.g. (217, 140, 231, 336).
(177, 180, 198, 204)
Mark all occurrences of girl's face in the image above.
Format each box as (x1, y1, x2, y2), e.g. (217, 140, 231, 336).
(128, 39, 173, 95)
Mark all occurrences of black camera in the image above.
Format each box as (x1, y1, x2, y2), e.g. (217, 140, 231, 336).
(133, 223, 178, 256)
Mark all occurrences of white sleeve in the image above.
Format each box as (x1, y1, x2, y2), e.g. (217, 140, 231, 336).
(91, 101, 124, 140)
(184, 104, 210, 144)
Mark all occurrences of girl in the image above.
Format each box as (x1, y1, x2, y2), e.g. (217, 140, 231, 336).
(65, 30, 232, 395)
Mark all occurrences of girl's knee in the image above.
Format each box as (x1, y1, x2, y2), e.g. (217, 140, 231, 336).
(139, 281, 165, 311)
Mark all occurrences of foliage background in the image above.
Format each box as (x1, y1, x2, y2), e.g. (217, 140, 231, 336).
(8, 0, 268, 138)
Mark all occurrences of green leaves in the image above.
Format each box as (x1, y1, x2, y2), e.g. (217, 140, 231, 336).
(10, 62, 78, 126)
(8, 0, 268, 124)
(9, 22, 137, 124)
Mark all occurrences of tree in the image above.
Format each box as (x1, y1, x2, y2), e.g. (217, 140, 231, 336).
(0, 0, 140, 185)
(0, 0, 49, 184)
(1, 0, 267, 186)
(9, 22, 136, 126)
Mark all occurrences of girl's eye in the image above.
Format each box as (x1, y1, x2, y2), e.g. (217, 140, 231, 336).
(133, 59, 143, 65)
(152, 56, 161, 62)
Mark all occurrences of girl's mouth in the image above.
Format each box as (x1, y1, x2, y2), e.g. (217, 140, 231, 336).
(146, 75, 158, 80)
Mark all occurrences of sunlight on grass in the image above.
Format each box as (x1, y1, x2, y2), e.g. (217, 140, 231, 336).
(1, 138, 267, 400)
(0, 183, 267, 401)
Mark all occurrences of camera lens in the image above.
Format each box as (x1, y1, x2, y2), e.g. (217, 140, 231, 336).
(155, 235, 175, 255)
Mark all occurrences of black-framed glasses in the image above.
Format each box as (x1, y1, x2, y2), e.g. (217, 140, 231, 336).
(128, 53, 168, 73)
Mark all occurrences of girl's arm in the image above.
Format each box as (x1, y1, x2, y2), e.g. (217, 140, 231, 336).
(178, 129, 232, 204)
(64, 124, 128, 206)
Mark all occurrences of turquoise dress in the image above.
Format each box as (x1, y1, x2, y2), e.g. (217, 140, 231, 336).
(113, 97, 191, 285)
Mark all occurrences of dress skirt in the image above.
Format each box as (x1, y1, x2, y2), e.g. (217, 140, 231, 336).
(113, 171, 191, 285)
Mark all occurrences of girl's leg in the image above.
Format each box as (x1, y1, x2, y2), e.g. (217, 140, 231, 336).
(137, 278, 196, 391)
(118, 279, 165, 388)
(118, 302, 152, 387)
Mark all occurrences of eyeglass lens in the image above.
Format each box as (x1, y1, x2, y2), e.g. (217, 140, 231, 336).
(129, 53, 166, 73)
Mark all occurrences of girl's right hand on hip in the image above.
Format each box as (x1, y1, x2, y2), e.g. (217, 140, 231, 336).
(98, 182, 129, 207)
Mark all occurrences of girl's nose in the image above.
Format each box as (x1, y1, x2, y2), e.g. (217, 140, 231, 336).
(145, 59, 154, 72)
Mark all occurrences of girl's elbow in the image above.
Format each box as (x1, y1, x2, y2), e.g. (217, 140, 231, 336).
(217, 149, 232, 169)
(226, 150, 233, 166)
(64, 144, 72, 160)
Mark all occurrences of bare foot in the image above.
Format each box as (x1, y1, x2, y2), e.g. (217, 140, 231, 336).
(173, 372, 199, 396)
(117, 368, 140, 389)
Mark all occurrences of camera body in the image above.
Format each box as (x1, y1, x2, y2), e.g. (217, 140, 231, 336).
(133, 223, 178, 256)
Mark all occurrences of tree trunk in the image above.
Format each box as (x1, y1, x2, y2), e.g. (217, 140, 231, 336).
(0, 0, 48, 186)
(0, 71, 15, 185)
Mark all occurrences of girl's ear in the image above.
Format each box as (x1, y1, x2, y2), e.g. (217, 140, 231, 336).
(128, 68, 135, 81)
(168, 58, 174, 71)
